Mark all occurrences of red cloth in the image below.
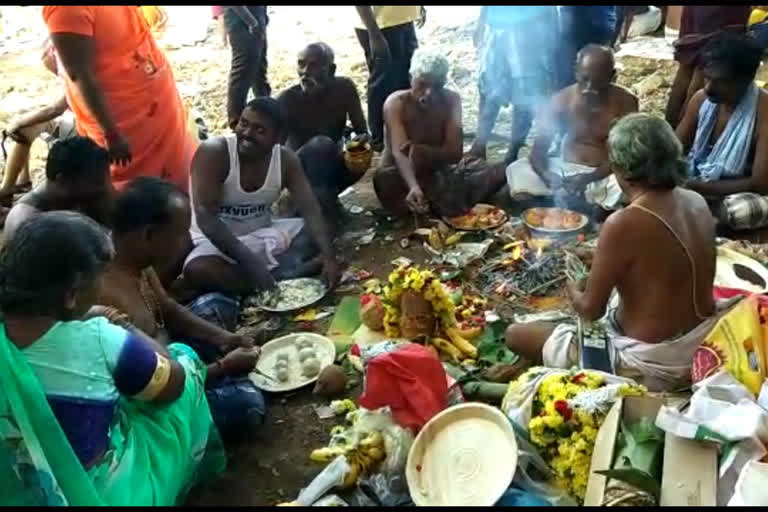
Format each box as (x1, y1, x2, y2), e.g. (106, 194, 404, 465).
(359, 343, 448, 432)
(714, 285, 768, 306)
(212, 6, 223, 19)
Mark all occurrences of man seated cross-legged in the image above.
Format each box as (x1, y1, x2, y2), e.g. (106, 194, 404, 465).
(676, 33, 768, 232)
(373, 47, 506, 217)
(182, 97, 341, 298)
(277, 42, 370, 224)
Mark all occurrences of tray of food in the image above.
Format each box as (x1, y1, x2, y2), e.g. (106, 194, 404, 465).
(255, 278, 327, 313)
(249, 332, 336, 392)
(522, 207, 589, 237)
(444, 203, 508, 231)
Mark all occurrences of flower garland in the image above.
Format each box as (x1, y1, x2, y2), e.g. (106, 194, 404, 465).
(381, 265, 456, 337)
(526, 370, 646, 502)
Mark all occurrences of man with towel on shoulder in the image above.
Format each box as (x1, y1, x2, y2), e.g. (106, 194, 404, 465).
(677, 33, 768, 232)
(505, 44, 638, 212)
(665, 5, 751, 128)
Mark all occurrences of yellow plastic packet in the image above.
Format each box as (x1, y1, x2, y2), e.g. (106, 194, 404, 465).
(692, 295, 768, 394)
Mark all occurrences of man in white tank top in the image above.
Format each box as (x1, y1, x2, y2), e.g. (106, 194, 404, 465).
(182, 97, 340, 296)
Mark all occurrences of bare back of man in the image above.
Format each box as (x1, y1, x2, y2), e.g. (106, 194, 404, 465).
(558, 84, 638, 166)
(507, 188, 716, 369)
(608, 189, 715, 342)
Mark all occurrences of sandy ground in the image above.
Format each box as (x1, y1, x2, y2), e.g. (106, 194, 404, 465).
(2, 5, 767, 505)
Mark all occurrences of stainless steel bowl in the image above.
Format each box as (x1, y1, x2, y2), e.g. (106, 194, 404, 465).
(522, 207, 589, 239)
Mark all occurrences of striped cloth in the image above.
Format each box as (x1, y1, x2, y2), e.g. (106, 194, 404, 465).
(688, 83, 759, 182)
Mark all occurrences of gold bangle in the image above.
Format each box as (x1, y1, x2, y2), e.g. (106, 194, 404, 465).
(135, 354, 172, 400)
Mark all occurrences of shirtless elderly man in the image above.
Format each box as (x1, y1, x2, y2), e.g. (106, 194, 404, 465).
(677, 33, 768, 232)
(374, 47, 505, 217)
(506, 44, 638, 212)
(277, 42, 369, 219)
(182, 97, 340, 297)
(507, 114, 734, 392)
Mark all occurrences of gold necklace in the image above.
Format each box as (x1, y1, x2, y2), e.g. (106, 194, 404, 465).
(138, 270, 165, 330)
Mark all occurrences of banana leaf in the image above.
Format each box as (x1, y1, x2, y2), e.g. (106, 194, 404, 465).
(595, 417, 664, 502)
(476, 322, 519, 366)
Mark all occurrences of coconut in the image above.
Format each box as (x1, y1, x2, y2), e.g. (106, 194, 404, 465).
(360, 293, 385, 331)
(313, 364, 348, 397)
(399, 289, 436, 339)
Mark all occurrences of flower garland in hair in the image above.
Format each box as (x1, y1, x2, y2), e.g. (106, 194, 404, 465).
(381, 264, 456, 338)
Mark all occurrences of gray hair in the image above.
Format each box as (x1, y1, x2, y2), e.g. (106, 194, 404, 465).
(409, 47, 449, 85)
(0, 211, 113, 317)
(607, 113, 686, 189)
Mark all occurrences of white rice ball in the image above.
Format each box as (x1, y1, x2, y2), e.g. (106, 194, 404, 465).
(301, 357, 321, 377)
(298, 347, 317, 363)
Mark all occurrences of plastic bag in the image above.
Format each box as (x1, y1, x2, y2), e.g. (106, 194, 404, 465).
(295, 455, 350, 506)
(327, 407, 414, 506)
(656, 370, 768, 506)
(692, 294, 768, 394)
(311, 494, 348, 506)
(329, 406, 413, 477)
(728, 459, 768, 506)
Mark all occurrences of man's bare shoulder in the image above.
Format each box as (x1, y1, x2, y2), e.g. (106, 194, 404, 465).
(678, 186, 714, 215)
(757, 89, 768, 127)
(4, 203, 41, 242)
(383, 89, 410, 113)
(197, 136, 229, 156)
(279, 144, 301, 165)
(551, 85, 578, 112)
(687, 89, 708, 113)
(276, 84, 303, 105)
(333, 76, 359, 91)
(192, 137, 230, 180)
(553, 84, 577, 102)
(610, 83, 639, 111)
(442, 88, 461, 107)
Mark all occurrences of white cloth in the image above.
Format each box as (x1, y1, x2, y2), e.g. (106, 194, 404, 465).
(505, 156, 623, 210)
(540, 295, 739, 392)
(185, 136, 304, 269)
(656, 371, 768, 506)
(729, 459, 768, 506)
(183, 217, 304, 270)
(626, 6, 662, 39)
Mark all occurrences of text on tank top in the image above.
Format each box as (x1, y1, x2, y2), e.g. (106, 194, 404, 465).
(213, 135, 282, 236)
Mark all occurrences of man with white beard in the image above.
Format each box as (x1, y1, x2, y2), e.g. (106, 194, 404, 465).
(277, 43, 369, 224)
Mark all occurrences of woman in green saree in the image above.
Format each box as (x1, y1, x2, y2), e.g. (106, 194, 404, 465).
(0, 211, 225, 505)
